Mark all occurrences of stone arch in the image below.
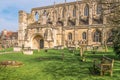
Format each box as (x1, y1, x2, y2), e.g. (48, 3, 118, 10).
(30, 33, 44, 49)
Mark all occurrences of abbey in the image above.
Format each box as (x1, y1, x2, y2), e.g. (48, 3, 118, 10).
(18, 0, 112, 50)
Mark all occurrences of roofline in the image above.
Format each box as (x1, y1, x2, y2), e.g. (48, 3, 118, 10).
(32, 1, 83, 11)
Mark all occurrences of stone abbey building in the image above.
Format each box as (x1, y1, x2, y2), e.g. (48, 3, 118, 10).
(18, 0, 113, 50)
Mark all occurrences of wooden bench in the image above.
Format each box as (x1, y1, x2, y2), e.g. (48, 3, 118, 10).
(93, 56, 114, 76)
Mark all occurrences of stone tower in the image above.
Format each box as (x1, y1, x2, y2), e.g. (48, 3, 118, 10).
(18, 10, 28, 47)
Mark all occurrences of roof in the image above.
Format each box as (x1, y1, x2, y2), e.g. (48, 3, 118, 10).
(32, 1, 82, 11)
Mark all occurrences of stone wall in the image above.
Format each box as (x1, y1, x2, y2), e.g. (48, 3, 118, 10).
(18, 0, 113, 50)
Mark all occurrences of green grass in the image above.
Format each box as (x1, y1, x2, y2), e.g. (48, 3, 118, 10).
(0, 47, 13, 52)
(0, 48, 120, 80)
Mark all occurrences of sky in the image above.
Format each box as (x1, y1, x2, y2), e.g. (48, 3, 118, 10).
(0, 0, 76, 32)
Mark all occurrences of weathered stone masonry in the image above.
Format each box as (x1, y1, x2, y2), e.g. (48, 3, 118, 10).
(18, 0, 113, 50)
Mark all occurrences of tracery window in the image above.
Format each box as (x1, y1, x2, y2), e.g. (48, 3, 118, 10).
(84, 4, 89, 16)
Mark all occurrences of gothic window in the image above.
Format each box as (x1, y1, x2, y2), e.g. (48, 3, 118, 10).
(97, 4, 102, 14)
(35, 12, 39, 21)
(73, 7, 76, 17)
(84, 4, 89, 16)
(68, 33, 72, 40)
(82, 32, 87, 40)
(93, 30, 101, 42)
(43, 10, 47, 16)
(62, 8, 65, 18)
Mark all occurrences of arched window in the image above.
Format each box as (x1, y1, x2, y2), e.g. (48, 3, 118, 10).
(84, 4, 89, 16)
(62, 8, 65, 18)
(68, 33, 72, 40)
(93, 30, 101, 42)
(82, 32, 87, 40)
(73, 7, 76, 17)
(43, 10, 47, 16)
(97, 4, 102, 14)
(35, 12, 39, 21)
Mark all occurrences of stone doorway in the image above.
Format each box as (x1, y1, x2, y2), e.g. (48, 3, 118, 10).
(32, 34, 44, 49)
(40, 39, 44, 49)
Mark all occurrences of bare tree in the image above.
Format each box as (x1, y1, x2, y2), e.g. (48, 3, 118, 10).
(99, 0, 120, 57)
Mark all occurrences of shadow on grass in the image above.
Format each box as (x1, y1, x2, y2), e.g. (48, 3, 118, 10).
(36, 56, 63, 61)
(41, 55, 92, 80)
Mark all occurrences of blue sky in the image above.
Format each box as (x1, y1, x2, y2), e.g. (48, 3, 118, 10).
(0, 0, 76, 32)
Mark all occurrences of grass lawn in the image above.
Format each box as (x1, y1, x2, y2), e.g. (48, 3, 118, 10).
(0, 48, 13, 52)
(0, 48, 120, 80)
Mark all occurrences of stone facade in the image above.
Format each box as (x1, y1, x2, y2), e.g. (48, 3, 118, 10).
(18, 0, 113, 50)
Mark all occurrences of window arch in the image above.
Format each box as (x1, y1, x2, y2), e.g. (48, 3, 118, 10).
(84, 4, 89, 16)
(97, 4, 102, 14)
(73, 7, 76, 17)
(68, 33, 72, 40)
(82, 32, 87, 40)
(35, 12, 39, 21)
(62, 8, 65, 18)
(93, 30, 101, 42)
(43, 10, 47, 16)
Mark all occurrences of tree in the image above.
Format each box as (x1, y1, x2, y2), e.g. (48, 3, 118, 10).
(112, 28, 120, 57)
(99, 0, 120, 57)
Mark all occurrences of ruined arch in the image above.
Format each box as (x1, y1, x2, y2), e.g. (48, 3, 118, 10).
(30, 33, 44, 49)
